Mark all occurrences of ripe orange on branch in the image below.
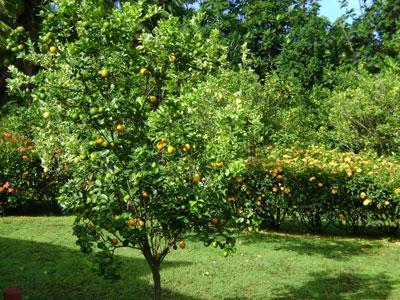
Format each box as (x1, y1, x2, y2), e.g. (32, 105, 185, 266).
(211, 218, 219, 225)
(116, 124, 124, 132)
(96, 137, 105, 145)
(192, 174, 201, 184)
(179, 240, 186, 249)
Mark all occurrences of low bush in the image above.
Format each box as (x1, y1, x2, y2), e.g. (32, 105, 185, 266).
(234, 145, 400, 235)
(0, 128, 67, 214)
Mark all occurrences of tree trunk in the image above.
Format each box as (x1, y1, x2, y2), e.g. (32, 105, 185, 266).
(142, 240, 162, 300)
(151, 264, 161, 300)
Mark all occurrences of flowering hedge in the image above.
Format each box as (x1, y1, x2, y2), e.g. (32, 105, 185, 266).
(234, 145, 400, 234)
(0, 131, 57, 211)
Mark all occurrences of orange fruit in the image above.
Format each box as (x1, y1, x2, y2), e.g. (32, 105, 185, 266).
(116, 124, 124, 132)
(128, 218, 135, 226)
(192, 174, 201, 184)
(179, 240, 186, 249)
(96, 136, 104, 145)
(156, 140, 165, 151)
(142, 191, 149, 198)
(211, 217, 219, 225)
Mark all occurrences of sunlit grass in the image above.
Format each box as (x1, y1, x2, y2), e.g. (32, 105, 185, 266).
(1, 216, 400, 299)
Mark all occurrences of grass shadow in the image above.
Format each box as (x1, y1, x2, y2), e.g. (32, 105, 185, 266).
(238, 232, 382, 261)
(0, 237, 199, 300)
(272, 271, 397, 299)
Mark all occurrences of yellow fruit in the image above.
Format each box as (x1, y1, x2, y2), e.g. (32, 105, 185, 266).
(128, 218, 135, 226)
(309, 176, 316, 182)
(169, 53, 177, 63)
(116, 124, 124, 132)
(331, 189, 338, 195)
(49, 46, 57, 54)
(43, 111, 50, 119)
(212, 161, 224, 167)
(363, 199, 372, 206)
(183, 143, 191, 152)
(100, 69, 109, 78)
(272, 186, 279, 193)
(149, 95, 158, 104)
(384, 200, 390, 206)
(192, 174, 201, 184)
(360, 192, 367, 200)
(227, 195, 236, 202)
(139, 68, 148, 76)
(235, 177, 243, 183)
(142, 191, 148, 198)
(167, 145, 175, 154)
(96, 136, 104, 145)
(138, 219, 145, 227)
(318, 183, 324, 188)
(179, 240, 186, 249)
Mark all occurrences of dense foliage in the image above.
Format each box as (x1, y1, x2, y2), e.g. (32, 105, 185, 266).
(2, 0, 400, 299)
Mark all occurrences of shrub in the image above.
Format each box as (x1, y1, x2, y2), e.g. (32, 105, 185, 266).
(327, 67, 400, 155)
(0, 131, 42, 209)
(242, 145, 400, 234)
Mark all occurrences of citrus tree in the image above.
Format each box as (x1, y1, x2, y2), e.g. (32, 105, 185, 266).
(8, 1, 267, 298)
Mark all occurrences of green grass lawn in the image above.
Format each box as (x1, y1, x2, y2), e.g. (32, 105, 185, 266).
(1, 217, 400, 299)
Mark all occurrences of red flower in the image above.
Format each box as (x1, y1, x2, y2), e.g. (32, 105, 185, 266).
(8, 188, 14, 193)
(27, 145, 33, 150)
(22, 155, 29, 160)
(3, 182, 10, 189)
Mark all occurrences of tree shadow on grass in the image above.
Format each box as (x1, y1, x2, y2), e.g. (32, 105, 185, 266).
(239, 233, 382, 261)
(271, 271, 397, 300)
(0, 237, 199, 300)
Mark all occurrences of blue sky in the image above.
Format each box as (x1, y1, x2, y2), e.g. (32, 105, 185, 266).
(319, 0, 364, 21)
